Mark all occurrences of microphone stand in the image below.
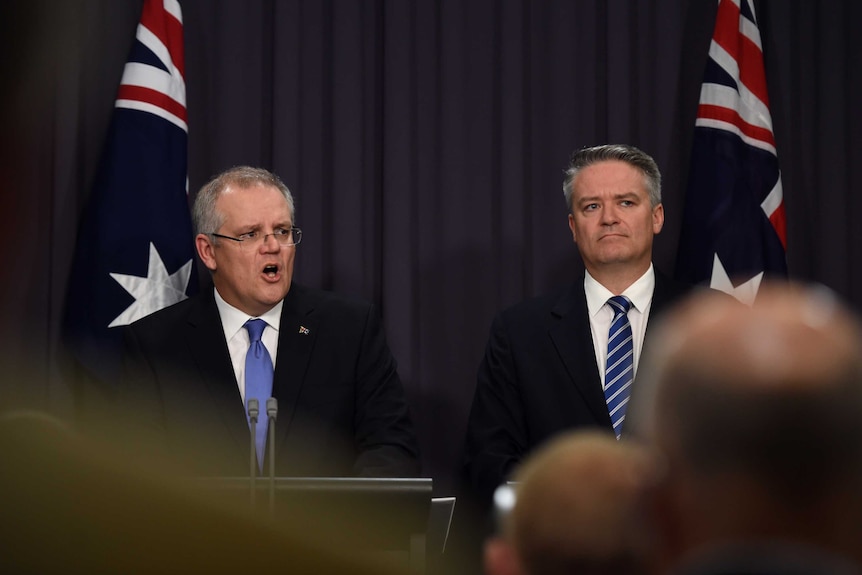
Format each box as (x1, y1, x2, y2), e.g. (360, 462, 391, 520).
(266, 397, 278, 517)
(247, 398, 259, 508)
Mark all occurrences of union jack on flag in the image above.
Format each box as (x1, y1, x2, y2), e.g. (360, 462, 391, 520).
(64, 0, 197, 389)
(675, 0, 787, 304)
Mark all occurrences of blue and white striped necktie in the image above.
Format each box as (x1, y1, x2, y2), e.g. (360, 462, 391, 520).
(604, 296, 633, 439)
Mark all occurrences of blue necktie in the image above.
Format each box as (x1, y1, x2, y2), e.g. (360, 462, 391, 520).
(244, 318, 273, 471)
(604, 296, 633, 439)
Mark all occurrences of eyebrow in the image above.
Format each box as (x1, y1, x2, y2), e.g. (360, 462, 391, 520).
(234, 221, 293, 230)
(576, 191, 642, 205)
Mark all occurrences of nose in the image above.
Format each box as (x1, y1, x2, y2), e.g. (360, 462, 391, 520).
(260, 233, 281, 251)
(600, 204, 620, 225)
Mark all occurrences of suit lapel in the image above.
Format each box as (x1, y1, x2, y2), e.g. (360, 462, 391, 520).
(271, 285, 319, 451)
(186, 291, 250, 456)
(548, 284, 613, 427)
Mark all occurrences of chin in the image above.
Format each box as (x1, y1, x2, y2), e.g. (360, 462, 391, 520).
(256, 284, 289, 305)
(594, 249, 632, 263)
(269, 287, 291, 303)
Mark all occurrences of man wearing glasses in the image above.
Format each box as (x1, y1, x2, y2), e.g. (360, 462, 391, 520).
(119, 166, 419, 478)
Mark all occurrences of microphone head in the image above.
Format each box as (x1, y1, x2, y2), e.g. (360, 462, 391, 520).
(266, 397, 278, 419)
(247, 398, 259, 418)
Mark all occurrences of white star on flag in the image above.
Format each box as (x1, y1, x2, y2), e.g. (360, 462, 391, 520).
(108, 242, 193, 327)
(709, 253, 763, 306)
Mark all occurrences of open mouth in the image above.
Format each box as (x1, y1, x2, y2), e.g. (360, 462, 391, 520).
(263, 264, 279, 278)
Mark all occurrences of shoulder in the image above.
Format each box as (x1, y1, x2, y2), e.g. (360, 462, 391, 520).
(653, 268, 739, 310)
(125, 293, 203, 334)
(119, 293, 213, 361)
(654, 268, 695, 298)
(492, 284, 583, 328)
(289, 283, 372, 309)
(286, 283, 377, 322)
(652, 268, 699, 313)
(299, 284, 370, 306)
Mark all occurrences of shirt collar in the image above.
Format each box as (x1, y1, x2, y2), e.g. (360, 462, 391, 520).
(584, 263, 655, 318)
(213, 287, 283, 340)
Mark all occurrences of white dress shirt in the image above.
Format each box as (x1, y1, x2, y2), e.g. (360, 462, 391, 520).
(213, 288, 283, 403)
(584, 264, 655, 387)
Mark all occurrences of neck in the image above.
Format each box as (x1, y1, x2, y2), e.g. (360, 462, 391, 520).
(587, 262, 651, 295)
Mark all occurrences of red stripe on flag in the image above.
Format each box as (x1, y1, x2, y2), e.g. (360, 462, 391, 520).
(697, 103, 776, 148)
(117, 84, 188, 123)
(769, 203, 787, 250)
(713, 0, 770, 109)
(738, 34, 769, 107)
(712, 0, 741, 62)
(140, 0, 185, 79)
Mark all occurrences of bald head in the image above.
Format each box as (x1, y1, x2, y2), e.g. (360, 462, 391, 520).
(649, 282, 860, 396)
(637, 283, 862, 484)
(631, 282, 862, 563)
(492, 431, 657, 575)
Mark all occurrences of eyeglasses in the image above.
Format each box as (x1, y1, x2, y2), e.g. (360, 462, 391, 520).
(209, 227, 303, 249)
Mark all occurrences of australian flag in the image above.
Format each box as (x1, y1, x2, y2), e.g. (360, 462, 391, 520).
(676, 0, 787, 304)
(64, 0, 196, 388)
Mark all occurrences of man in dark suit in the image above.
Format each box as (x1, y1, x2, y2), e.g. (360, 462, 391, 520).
(464, 144, 691, 504)
(119, 166, 419, 478)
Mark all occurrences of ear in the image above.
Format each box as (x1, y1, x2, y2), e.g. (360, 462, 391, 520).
(568, 213, 578, 244)
(196, 234, 217, 272)
(652, 203, 665, 234)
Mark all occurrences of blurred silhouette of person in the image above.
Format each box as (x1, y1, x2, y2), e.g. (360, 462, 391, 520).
(0, 2, 66, 412)
(0, 409, 407, 574)
(630, 282, 862, 575)
(483, 430, 659, 575)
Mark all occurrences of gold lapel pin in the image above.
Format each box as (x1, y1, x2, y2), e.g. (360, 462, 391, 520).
(298, 326, 310, 335)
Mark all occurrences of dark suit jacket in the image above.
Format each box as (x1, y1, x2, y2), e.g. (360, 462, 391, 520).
(464, 269, 691, 501)
(119, 283, 420, 478)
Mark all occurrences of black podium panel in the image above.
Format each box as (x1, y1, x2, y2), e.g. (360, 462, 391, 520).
(195, 477, 433, 573)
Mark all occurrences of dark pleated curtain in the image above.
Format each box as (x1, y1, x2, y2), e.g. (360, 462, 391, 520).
(2, 0, 861, 494)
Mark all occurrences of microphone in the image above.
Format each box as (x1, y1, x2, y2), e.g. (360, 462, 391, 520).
(247, 398, 259, 507)
(266, 397, 278, 516)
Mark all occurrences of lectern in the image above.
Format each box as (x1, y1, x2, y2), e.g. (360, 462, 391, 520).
(196, 477, 433, 574)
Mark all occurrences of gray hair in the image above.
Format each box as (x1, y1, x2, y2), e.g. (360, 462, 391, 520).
(192, 166, 295, 236)
(562, 144, 662, 211)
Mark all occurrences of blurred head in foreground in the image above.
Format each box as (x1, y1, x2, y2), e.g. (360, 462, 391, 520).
(483, 430, 659, 575)
(630, 282, 862, 572)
